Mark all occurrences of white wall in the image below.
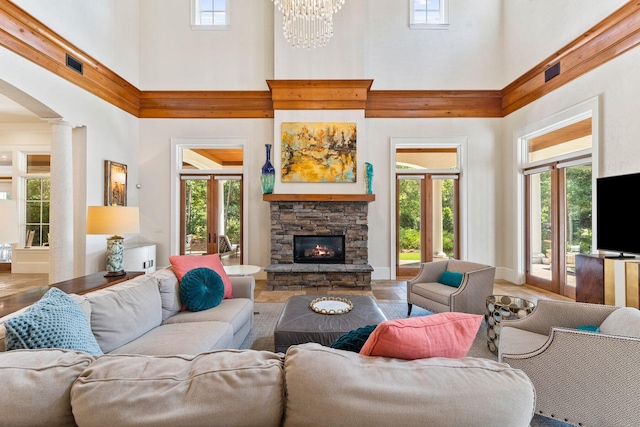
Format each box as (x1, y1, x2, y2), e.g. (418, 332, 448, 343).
(10, 0, 140, 86)
(139, 0, 274, 89)
(3, 0, 637, 283)
(0, 48, 140, 277)
(501, 0, 627, 85)
(138, 118, 273, 272)
(499, 45, 640, 282)
(366, 0, 503, 89)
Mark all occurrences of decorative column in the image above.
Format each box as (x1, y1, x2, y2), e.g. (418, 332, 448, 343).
(47, 119, 74, 283)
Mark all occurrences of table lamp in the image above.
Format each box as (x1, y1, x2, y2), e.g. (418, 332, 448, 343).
(86, 206, 140, 277)
(0, 200, 18, 262)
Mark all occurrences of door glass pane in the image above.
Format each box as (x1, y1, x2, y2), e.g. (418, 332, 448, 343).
(184, 179, 209, 255)
(529, 171, 552, 281)
(398, 178, 422, 270)
(564, 164, 592, 289)
(217, 178, 241, 266)
(433, 178, 455, 260)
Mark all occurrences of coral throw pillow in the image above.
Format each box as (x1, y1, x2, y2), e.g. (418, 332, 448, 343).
(169, 254, 233, 299)
(359, 312, 482, 360)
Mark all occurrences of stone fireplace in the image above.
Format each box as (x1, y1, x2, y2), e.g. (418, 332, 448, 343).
(264, 194, 374, 290)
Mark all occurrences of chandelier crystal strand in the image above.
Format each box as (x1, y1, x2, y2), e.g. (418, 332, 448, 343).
(272, 0, 345, 49)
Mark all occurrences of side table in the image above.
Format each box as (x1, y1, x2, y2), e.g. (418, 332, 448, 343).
(223, 264, 260, 276)
(485, 295, 536, 354)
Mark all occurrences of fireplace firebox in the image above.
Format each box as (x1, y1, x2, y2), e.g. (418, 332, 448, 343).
(293, 235, 345, 264)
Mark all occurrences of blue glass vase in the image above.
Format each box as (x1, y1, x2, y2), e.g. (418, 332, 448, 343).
(261, 144, 275, 194)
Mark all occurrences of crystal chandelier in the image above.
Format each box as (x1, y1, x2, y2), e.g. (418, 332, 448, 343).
(272, 0, 346, 49)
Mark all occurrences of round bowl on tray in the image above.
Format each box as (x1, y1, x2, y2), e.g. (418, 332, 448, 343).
(309, 297, 354, 315)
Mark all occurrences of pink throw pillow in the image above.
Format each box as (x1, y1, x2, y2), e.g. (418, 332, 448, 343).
(359, 312, 482, 360)
(168, 254, 233, 299)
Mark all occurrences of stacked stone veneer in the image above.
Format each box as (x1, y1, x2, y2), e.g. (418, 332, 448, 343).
(265, 200, 372, 290)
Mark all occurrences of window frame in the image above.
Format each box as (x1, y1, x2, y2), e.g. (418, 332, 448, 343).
(409, 0, 449, 30)
(191, 0, 230, 30)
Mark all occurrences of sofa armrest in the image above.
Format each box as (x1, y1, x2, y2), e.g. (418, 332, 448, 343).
(500, 327, 640, 426)
(230, 276, 255, 302)
(500, 299, 619, 336)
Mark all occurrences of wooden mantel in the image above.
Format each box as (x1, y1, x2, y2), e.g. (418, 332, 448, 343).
(263, 194, 375, 202)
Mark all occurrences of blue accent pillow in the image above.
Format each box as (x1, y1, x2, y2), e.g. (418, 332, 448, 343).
(576, 325, 601, 333)
(4, 287, 103, 356)
(180, 267, 225, 312)
(438, 270, 464, 288)
(331, 325, 378, 353)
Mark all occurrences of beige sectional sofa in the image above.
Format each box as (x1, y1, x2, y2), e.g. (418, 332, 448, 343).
(0, 343, 536, 427)
(0, 267, 255, 354)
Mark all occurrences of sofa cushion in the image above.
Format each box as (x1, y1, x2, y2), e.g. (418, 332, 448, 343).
(154, 267, 182, 321)
(163, 298, 253, 335)
(330, 324, 377, 353)
(0, 349, 95, 427)
(438, 270, 464, 287)
(169, 254, 233, 299)
(87, 274, 162, 353)
(498, 326, 549, 359)
(359, 312, 482, 359)
(410, 281, 456, 306)
(71, 350, 284, 427)
(108, 321, 234, 355)
(599, 307, 640, 338)
(4, 288, 102, 355)
(180, 267, 225, 312)
(283, 343, 535, 427)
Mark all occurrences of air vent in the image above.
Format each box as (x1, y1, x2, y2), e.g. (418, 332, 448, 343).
(545, 62, 560, 82)
(65, 54, 83, 75)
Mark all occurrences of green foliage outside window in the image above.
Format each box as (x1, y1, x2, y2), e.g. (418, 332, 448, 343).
(25, 178, 50, 246)
(184, 178, 241, 247)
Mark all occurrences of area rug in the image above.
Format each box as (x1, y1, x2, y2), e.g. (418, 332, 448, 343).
(240, 301, 570, 427)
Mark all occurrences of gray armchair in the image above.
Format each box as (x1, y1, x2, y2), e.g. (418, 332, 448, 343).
(499, 300, 640, 427)
(407, 259, 496, 316)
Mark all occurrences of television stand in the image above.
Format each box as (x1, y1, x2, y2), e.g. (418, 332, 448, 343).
(604, 253, 637, 259)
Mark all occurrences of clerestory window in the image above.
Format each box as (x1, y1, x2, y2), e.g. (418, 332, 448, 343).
(192, 0, 230, 29)
(410, 0, 449, 29)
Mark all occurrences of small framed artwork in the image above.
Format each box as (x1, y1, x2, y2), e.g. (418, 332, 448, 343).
(104, 160, 127, 206)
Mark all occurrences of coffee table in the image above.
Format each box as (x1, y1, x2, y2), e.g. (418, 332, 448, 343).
(274, 295, 387, 353)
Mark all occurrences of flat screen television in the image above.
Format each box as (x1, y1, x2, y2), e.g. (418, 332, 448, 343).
(596, 172, 640, 258)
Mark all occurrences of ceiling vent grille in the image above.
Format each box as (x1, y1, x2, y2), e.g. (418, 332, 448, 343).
(65, 54, 83, 75)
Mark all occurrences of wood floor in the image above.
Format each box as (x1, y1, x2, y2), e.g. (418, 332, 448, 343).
(0, 271, 573, 307)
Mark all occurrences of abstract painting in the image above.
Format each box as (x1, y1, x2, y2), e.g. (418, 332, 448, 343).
(281, 122, 357, 183)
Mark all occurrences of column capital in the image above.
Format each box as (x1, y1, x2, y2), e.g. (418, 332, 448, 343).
(43, 118, 74, 128)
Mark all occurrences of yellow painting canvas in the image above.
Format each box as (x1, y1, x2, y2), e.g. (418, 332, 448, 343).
(281, 122, 357, 183)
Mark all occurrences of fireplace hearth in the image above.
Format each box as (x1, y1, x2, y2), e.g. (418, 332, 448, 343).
(294, 235, 345, 264)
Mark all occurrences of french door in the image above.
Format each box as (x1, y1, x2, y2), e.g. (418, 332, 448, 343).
(525, 161, 591, 298)
(179, 174, 243, 264)
(396, 173, 459, 277)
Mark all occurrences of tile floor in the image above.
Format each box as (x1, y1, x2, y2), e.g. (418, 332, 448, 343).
(0, 272, 572, 305)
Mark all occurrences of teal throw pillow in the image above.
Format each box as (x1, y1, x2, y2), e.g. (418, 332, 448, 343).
(4, 287, 103, 356)
(576, 325, 601, 333)
(331, 325, 378, 353)
(180, 267, 225, 312)
(438, 270, 464, 288)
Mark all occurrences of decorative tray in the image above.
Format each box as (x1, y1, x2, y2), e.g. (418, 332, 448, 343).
(309, 297, 353, 315)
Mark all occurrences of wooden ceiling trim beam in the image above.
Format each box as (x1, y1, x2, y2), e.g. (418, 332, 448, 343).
(0, 0, 140, 116)
(502, 1, 640, 116)
(267, 79, 373, 110)
(366, 90, 503, 118)
(139, 91, 273, 118)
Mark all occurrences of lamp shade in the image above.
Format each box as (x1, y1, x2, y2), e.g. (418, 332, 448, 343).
(86, 206, 140, 236)
(0, 199, 19, 244)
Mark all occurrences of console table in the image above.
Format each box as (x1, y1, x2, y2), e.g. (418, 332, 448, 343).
(0, 271, 144, 318)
